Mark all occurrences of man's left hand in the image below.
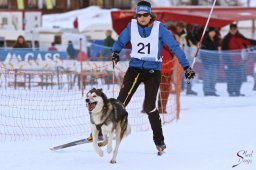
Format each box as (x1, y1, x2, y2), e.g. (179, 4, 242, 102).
(184, 66, 196, 80)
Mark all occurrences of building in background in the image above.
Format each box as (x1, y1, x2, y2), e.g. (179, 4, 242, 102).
(1, 0, 255, 47)
(0, 0, 132, 14)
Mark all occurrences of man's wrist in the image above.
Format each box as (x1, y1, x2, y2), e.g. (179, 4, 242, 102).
(112, 51, 120, 55)
(183, 66, 190, 71)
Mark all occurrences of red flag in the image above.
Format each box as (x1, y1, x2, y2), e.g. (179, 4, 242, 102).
(73, 17, 78, 29)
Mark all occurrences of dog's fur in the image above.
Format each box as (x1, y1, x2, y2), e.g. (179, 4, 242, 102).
(85, 88, 131, 163)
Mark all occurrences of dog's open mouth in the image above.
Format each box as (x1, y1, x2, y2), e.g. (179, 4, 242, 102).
(88, 102, 97, 111)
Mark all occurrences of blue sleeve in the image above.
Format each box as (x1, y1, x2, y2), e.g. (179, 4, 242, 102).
(112, 23, 131, 53)
(159, 23, 190, 68)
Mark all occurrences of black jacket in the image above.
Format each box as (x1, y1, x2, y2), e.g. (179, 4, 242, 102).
(200, 35, 220, 66)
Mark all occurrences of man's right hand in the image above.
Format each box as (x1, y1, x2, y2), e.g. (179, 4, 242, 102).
(112, 52, 120, 64)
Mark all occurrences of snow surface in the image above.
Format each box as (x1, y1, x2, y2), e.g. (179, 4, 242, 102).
(0, 79, 256, 170)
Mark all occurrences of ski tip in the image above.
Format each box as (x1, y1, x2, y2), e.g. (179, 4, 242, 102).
(49, 147, 55, 151)
(50, 147, 59, 151)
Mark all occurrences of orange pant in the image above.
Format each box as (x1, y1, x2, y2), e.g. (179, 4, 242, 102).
(158, 74, 172, 113)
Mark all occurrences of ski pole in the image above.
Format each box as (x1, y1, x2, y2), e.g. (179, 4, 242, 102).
(191, 0, 217, 68)
(112, 61, 115, 98)
(187, 0, 217, 83)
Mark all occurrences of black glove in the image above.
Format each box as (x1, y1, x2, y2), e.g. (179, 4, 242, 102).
(184, 66, 195, 80)
(112, 52, 120, 64)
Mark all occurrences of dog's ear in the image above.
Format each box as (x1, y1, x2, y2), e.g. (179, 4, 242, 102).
(98, 88, 103, 92)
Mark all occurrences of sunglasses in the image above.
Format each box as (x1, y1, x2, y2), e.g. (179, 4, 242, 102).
(136, 13, 150, 18)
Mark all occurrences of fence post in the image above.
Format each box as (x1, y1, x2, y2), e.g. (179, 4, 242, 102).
(79, 38, 84, 96)
(14, 69, 17, 90)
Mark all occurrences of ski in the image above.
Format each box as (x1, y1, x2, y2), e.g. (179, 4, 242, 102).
(50, 139, 91, 151)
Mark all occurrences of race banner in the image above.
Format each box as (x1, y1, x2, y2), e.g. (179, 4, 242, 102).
(45, 0, 53, 10)
(0, 49, 68, 62)
(17, 0, 24, 10)
(0, 49, 68, 69)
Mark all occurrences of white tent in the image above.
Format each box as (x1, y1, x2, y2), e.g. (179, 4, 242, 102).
(43, 6, 115, 39)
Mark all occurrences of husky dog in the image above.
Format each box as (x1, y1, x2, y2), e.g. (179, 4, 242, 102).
(85, 88, 131, 163)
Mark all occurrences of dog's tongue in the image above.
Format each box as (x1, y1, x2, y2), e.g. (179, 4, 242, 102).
(89, 103, 96, 111)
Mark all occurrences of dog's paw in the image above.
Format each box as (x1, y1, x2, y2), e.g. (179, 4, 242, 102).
(96, 149, 104, 157)
(98, 142, 103, 147)
(110, 159, 117, 164)
(107, 146, 112, 153)
(98, 141, 107, 147)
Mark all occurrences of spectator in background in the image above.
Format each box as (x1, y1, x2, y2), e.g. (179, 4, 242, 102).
(67, 41, 79, 59)
(158, 45, 175, 113)
(104, 30, 115, 47)
(200, 27, 220, 96)
(174, 22, 198, 96)
(13, 35, 29, 48)
(222, 23, 256, 96)
(102, 30, 115, 59)
(254, 72, 256, 91)
(48, 42, 58, 51)
(0, 36, 5, 47)
(247, 46, 256, 91)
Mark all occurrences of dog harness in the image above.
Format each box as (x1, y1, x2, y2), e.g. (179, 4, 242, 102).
(89, 107, 111, 131)
(89, 99, 128, 131)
